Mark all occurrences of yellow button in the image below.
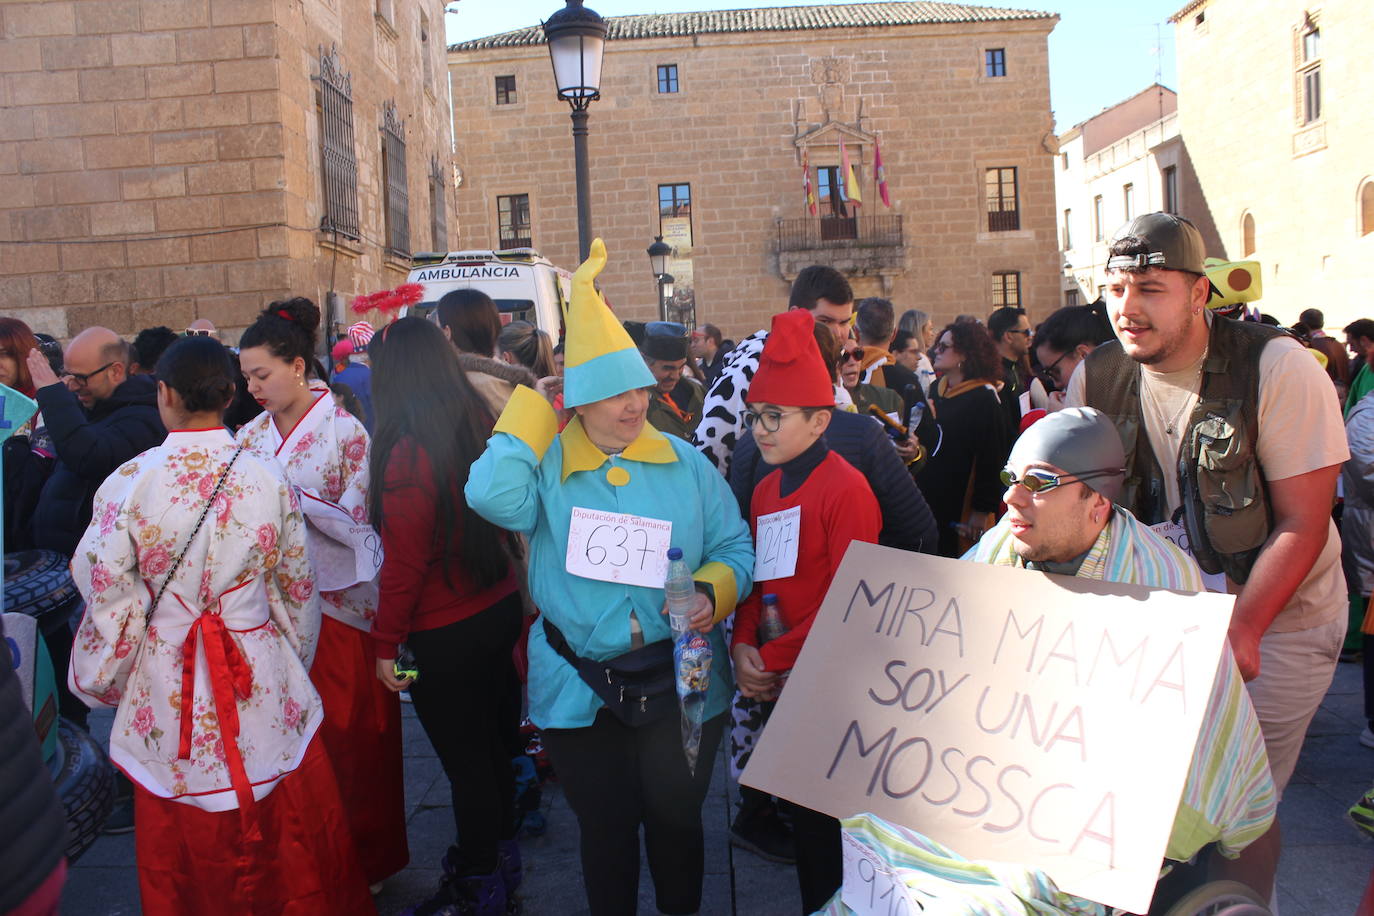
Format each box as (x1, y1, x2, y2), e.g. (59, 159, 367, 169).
(606, 466, 631, 487)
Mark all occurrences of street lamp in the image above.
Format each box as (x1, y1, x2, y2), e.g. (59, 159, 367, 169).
(646, 236, 672, 320)
(543, 0, 607, 263)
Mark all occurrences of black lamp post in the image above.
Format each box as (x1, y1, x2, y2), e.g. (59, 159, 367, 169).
(646, 236, 672, 321)
(543, 0, 607, 263)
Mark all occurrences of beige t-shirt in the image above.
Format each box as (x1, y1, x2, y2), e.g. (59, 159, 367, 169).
(1066, 333, 1349, 632)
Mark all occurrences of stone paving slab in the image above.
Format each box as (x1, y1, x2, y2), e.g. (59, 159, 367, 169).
(60, 663, 1374, 915)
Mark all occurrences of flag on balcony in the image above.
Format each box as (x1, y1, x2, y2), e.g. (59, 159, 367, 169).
(802, 149, 818, 216)
(841, 138, 862, 208)
(874, 138, 891, 209)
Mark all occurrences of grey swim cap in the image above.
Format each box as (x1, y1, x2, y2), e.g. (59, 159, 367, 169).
(1008, 407, 1126, 501)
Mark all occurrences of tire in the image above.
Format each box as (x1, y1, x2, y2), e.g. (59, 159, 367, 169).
(3, 550, 81, 635)
(53, 717, 115, 863)
(1162, 880, 1270, 916)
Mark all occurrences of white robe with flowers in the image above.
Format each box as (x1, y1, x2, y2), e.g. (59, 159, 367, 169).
(236, 387, 380, 631)
(69, 428, 322, 812)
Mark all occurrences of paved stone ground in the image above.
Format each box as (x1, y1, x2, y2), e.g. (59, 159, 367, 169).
(61, 663, 1374, 915)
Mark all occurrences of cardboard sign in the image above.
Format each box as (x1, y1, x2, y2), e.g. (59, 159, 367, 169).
(754, 506, 801, 581)
(741, 544, 1234, 914)
(1150, 522, 1229, 594)
(565, 507, 672, 589)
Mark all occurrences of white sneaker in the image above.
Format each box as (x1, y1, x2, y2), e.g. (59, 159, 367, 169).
(1360, 727, 1374, 749)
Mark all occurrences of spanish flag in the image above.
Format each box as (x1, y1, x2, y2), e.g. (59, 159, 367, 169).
(840, 138, 862, 208)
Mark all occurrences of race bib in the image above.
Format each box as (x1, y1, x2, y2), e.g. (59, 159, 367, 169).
(841, 831, 928, 916)
(565, 507, 673, 589)
(1150, 521, 1229, 593)
(754, 506, 801, 581)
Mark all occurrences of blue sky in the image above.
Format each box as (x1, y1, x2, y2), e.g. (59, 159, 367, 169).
(444, 0, 1185, 130)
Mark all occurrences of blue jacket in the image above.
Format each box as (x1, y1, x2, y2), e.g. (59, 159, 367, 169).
(332, 362, 373, 432)
(729, 409, 939, 555)
(466, 387, 754, 729)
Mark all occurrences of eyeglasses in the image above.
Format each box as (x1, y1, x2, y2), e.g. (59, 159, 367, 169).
(1000, 466, 1124, 495)
(185, 328, 212, 337)
(61, 360, 115, 387)
(838, 347, 864, 364)
(1005, 328, 1032, 337)
(1041, 348, 1072, 383)
(743, 407, 805, 433)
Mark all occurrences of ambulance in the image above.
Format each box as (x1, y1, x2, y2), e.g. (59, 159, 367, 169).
(405, 248, 570, 336)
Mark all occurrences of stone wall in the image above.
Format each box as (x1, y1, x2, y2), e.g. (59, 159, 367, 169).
(1172, 0, 1374, 330)
(1, 0, 452, 344)
(448, 16, 1061, 340)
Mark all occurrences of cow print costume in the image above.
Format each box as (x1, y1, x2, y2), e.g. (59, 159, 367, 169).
(693, 329, 769, 478)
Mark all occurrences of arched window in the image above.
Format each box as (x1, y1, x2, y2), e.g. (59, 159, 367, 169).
(1361, 181, 1374, 236)
(1241, 212, 1256, 256)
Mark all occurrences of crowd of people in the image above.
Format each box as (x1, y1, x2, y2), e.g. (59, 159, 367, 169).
(1, 210, 1371, 916)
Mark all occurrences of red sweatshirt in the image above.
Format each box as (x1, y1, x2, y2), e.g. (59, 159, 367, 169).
(732, 449, 881, 672)
(371, 438, 519, 660)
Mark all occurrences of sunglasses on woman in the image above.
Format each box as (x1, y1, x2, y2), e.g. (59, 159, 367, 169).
(837, 347, 864, 364)
(999, 466, 1124, 494)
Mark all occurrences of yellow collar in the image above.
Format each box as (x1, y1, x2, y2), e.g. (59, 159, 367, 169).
(560, 416, 678, 482)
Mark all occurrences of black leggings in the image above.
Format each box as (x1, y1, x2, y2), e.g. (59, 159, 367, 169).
(406, 591, 524, 876)
(542, 708, 725, 916)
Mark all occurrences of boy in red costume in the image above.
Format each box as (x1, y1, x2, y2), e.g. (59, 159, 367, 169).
(730, 309, 881, 913)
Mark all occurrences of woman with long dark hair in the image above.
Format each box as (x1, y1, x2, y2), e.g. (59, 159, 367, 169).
(917, 321, 1010, 556)
(68, 336, 372, 914)
(368, 317, 525, 916)
(235, 297, 408, 889)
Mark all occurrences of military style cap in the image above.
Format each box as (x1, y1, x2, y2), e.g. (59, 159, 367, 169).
(1106, 212, 1207, 275)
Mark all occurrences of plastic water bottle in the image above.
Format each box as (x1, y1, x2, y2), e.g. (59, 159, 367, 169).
(665, 547, 696, 634)
(757, 593, 788, 645)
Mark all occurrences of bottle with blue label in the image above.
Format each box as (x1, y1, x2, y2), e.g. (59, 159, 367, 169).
(665, 547, 712, 773)
(665, 547, 696, 635)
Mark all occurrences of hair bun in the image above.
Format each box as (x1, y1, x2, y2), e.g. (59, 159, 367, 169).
(263, 297, 321, 334)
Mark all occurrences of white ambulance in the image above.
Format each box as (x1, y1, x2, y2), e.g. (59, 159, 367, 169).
(405, 248, 570, 336)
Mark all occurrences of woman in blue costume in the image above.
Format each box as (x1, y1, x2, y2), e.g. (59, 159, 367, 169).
(467, 240, 754, 916)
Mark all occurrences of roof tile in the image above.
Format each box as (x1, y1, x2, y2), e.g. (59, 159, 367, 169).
(450, 1, 1054, 50)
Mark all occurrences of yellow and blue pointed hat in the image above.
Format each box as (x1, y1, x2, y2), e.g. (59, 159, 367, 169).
(562, 238, 655, 408)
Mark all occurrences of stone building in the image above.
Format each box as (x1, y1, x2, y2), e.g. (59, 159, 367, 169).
(1, 0, 453, 344)
(1054, 85, 1212, 306)
(448, 1, 1061, 339)
(1170, 0, 1374, 330)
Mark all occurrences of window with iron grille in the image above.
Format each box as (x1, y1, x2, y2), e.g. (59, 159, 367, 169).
(498, 194, 531, 249)
(985, 48, 1006, 78)
(495, 75, 517, 105)
(381, 101, 409, 259)
(985, 167, 1019, 231)
(992, 271, 1021, 308)
(429, 156, 447, 252)
(316, 45, 360, 240)
(657, 65, 679, 93)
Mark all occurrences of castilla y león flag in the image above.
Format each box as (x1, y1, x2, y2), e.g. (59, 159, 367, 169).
(875, 138, 891, 209)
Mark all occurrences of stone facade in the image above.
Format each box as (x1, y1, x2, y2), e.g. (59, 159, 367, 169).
(1, 0, 452, 344)
(448, 4, 1062, 340)
(1171, 0, 1374, 330)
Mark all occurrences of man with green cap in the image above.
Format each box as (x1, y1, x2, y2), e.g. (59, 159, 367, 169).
(1064, 212, 1348, 889)
(965, 406, 1277, 900)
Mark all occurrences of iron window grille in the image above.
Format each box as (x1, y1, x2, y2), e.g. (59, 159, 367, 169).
(316, 45, 360, 240)
(498, 194, 531, 249)
(985, 167, 1019, 231)
(992, 271, 1022, 308)
(381, 101, 409, 259)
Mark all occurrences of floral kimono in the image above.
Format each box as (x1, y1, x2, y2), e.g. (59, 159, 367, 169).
(68, 428, 373, 914)
(236, 385, 407, 883)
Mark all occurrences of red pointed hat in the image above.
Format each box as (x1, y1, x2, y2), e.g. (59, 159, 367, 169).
(748, 310, 835, 408)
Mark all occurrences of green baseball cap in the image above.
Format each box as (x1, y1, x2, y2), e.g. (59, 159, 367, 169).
(1107, 212, 1207, 274)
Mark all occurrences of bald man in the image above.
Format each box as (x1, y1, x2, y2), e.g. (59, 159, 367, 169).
(26, 327, 165, 556)
(186, 317, 217, 339)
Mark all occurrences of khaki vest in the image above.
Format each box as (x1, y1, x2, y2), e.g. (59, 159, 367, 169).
(1084, 318, 1284, 583)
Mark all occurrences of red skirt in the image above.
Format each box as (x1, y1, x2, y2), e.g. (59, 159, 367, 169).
(133, 736, 375, 915)
(311, 614, 409, 883)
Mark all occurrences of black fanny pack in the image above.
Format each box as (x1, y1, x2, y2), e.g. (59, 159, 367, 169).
(542, 617, 677, 727)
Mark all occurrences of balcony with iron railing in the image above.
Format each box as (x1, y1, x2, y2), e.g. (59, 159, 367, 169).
(774, 214, 906, 282)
